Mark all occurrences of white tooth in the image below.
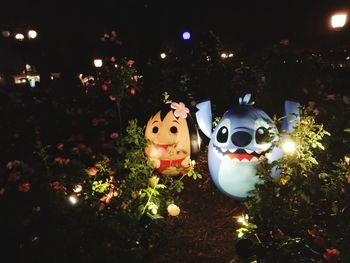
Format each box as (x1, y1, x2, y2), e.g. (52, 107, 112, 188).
(224, 155, 231, 160)
(245, 149, 253, 154)
(241, 159, 249, 162)
(221, 148, 228, 153)
(255, 149, 262, 154)
(232, 158, 240, 162)
(229, 148, 237, 153)
(251, 157, 259, 162)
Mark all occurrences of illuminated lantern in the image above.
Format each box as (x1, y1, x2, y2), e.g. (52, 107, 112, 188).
(145, 102, 200, 176)
(196, 94, 299, 200)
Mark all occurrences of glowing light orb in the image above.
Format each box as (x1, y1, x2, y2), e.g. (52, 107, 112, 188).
(15, 33, 24, 41)
(93, 59, 103, 68)
(331, 13, 347, 29)
(28, 30, 37, 39)
(282, 139, 296, 154)
(182, 31, 191, 40)
(68, 195, 78, 205)
(160, 53, 167, 59)
(221, 53, 227, 59)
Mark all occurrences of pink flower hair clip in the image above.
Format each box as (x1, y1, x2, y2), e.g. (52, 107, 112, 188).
(170, 102, 190, 119)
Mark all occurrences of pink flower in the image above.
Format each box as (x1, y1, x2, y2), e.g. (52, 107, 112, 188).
(110, 132, 118, 140)
(170, 102, 189, 119)
(18, 182, 30, 192)
(127, 60, 135, 67)
(56, 144, 64, 151)
(110, 56, 116, 62)
(6, 160, 21, 170)
(270, 229, 285, 239)
(109, 95, 117, 101)
(50, 181, 65, 191)
(101, 84, 108, 91)
(54, 157, 70, 166)
(130, 87, 136, 95)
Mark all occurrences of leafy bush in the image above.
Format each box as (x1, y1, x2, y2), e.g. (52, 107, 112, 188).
(237, 109, 350, 262)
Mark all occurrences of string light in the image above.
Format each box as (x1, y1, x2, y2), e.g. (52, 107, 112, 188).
(15, 33, 24, 41)
(28, 30, 37, 39)
(160, 53, 167, 59)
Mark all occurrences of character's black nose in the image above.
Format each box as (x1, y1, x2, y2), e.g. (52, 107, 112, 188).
(231, 131, 252, 147)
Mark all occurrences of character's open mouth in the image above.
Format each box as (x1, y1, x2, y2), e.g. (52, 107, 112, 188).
(213, 145, 266, 163)
(152, 142, 176, 152)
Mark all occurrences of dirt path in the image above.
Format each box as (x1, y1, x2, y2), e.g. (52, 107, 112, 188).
(151, 150, 244, 263)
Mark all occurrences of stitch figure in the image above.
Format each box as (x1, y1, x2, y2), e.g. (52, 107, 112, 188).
(196, 94, 299, 199)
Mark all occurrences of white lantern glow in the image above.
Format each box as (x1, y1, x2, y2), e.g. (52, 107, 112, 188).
(28, 30, 37, 39)
(15, 33, 24, 41)
(331, 13, 348, 29)
(93, 59, 103, 68)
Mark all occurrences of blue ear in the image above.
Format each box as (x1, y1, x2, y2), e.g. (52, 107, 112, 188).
(195, 100, 213, 138)
(281, 100, 300, 133)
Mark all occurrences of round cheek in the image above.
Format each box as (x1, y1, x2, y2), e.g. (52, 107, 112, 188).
(175, 125, 190, 151)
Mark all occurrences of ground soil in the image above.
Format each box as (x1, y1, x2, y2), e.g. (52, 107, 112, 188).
(151, 150, 244, 263)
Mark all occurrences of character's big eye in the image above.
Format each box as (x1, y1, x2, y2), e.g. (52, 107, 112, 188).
(152, 127, 159, 134)
(255, 127, 273, 144)
(217, 126, 229, 143)
(170, 126, 178, 134)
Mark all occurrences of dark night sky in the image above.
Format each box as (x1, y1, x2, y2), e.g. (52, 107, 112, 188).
(1, 0, 349, 69)
(2, 1, 347, 41)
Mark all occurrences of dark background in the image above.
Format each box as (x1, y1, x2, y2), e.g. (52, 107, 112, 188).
(1, 0, 349, 69)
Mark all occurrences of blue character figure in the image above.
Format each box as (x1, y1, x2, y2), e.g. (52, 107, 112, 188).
(196, 94, 299, 200)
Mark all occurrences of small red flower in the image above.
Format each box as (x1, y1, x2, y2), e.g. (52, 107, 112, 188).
(87, 167, 98, 177)
(110, 132, 118, 140)
(127, 60, 135, 67)
(50, 181, 65, 191)
(323, 248, 340, 263)
(130, 87, 136, 95)
(54, 157, 70, 166)
(270, 229, 285, 239)
(101, 84, 108, 91)
(274, 229, 285, 239)
(56, 143, 64, 151)
(18, 182, 30, 192)
(6, 160, 21, 170)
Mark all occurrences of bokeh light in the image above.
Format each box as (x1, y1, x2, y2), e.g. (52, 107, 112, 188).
(182, 31, 191, 40)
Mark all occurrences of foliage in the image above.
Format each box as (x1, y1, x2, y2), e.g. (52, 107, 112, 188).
(239, 110, 350, 262)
